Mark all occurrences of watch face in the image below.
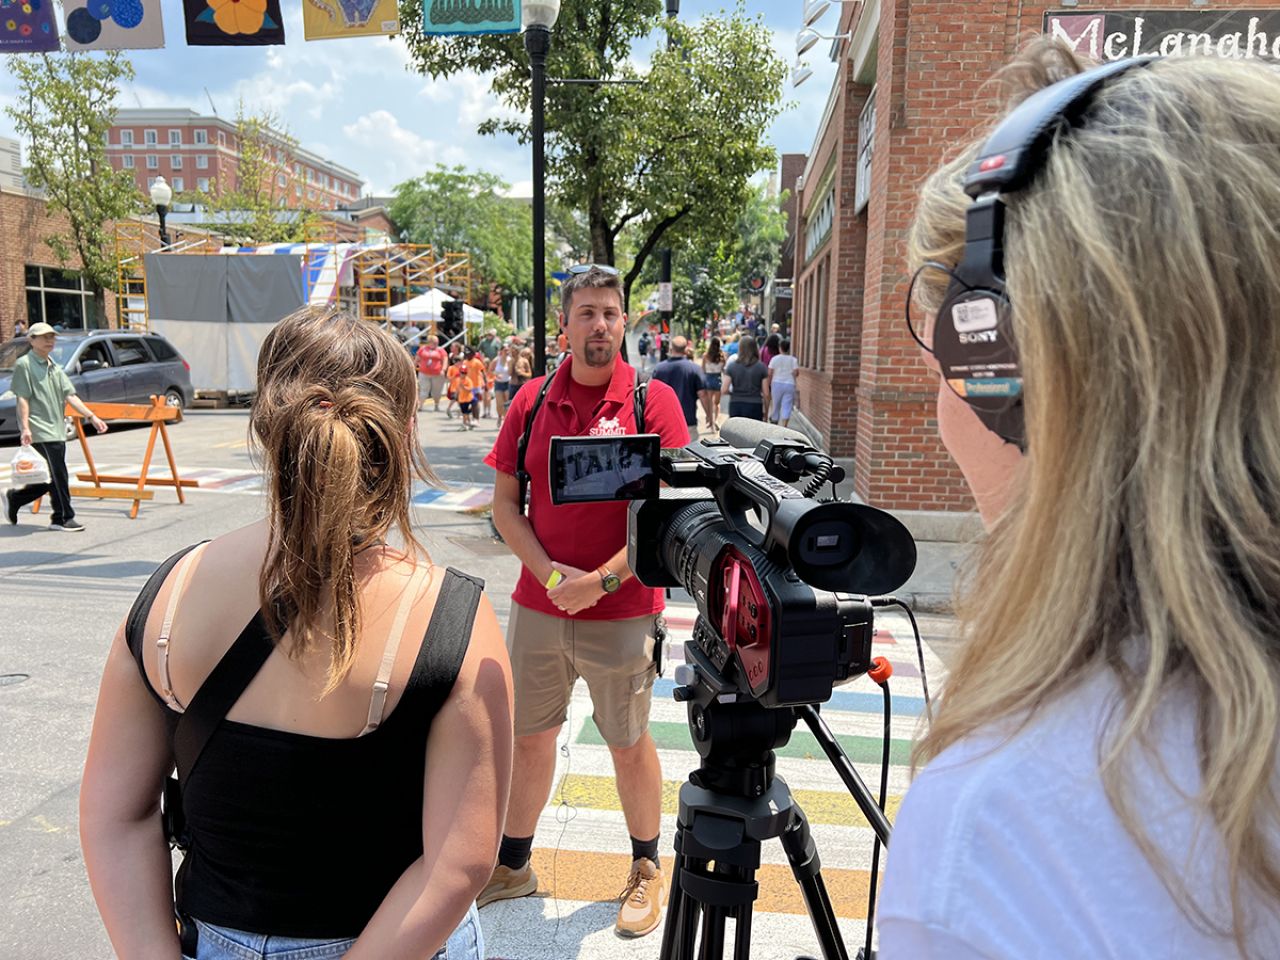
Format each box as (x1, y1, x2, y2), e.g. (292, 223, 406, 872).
(603, 573, 622, 593)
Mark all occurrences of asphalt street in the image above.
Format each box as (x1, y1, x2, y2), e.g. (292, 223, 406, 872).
(0, 405, 957, 959)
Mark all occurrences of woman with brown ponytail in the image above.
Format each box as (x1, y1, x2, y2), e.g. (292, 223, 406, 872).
(79, 306, 513, 960)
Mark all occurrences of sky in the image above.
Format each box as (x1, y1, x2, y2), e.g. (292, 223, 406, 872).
(0, 0, 841, 197)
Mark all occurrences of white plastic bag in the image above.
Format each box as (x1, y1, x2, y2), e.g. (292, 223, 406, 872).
(9, 444, 49, 487)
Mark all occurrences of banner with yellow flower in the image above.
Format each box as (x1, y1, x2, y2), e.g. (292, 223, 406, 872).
(303, 0, 399, 41)
(183, 0, 284, 45)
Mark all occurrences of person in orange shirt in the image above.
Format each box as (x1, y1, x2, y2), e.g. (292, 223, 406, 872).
(451, 354, 476, 431)
(466, 349, 489, 421)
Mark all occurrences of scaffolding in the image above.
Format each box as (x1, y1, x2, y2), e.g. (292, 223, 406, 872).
(352, 243, 472, 329)
(114, 223, 222, 331)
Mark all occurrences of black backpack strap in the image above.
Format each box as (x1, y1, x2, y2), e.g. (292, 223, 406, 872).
(399, 568, 484, 726)
(633, 379, 647, 434)
(173, 611, 275, 788)
(516, 369, 561, 516)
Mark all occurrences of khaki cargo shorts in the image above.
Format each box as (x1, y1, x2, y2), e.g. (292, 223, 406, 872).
(506, 602, 659, 749)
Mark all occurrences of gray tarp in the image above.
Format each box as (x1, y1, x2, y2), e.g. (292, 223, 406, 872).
(145, 254, 304, 392)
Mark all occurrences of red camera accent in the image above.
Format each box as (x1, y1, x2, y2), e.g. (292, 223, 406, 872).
(979, 155, 1007, 172)
(868, 657, 893, 684)
(714, 547, 772, 695)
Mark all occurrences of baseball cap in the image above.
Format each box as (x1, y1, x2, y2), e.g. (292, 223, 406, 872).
(27, 322, 56, 337)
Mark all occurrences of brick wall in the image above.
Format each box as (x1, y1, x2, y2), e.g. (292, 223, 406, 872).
(0, 190, 121, 342)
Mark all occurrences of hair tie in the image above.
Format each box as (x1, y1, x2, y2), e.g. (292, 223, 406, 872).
(317, 400, 334, 409)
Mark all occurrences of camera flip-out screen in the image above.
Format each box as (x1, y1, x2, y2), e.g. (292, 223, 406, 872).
(549, 434, 661, 505)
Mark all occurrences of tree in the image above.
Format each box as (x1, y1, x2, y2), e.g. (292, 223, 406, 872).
(196, 103, 314, 244)
(7, 52, 143, 327)
(389, 164, 533, 300)
(399, 0, 785, 312)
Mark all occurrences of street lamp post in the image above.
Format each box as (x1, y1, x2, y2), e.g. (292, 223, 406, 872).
(524, 0, 560, 377)
(149, 176, 173, 248)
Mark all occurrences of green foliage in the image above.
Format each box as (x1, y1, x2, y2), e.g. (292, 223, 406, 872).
(6, 52, 143, 321)
(198, 102, 314, 244)
(389, 164, 533, 298)
(399, 0, 785, 311)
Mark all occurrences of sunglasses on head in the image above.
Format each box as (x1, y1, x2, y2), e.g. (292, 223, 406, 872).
(567, 263, 620, 276)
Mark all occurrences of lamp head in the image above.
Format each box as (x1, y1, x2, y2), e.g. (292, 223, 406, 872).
(522, 0, 560, 30)
(792, 63, 814, 87)
(150, 176, 173, 208)
(665, 0, 679, 15)
(796, 28, 821, 55)
(803, 0, 831, 27)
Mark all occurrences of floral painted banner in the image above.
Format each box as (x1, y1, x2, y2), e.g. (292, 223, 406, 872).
(182, 0, 284, 45)
(303, 0, 398, 41)
(63, 0, 164, 51)
(0, 0, 59, 52)
(423, 0, 519, 35)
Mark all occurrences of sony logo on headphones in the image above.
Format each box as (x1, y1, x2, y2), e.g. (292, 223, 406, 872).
(959, 330, 1000, 344)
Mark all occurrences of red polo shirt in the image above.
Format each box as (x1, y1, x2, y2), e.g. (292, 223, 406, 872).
(485, 355, 689, 620)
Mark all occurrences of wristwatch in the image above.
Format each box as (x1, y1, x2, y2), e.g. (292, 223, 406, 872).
(597, 565, 622, 594)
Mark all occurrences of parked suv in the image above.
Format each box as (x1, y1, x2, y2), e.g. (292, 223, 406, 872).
(0, 330, 194, 440)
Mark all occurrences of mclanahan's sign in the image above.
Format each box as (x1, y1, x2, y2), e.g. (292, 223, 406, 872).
(1045, 10, 1280, 61)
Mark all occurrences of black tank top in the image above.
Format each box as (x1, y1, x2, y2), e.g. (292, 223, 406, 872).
(125, 547, 483, 938)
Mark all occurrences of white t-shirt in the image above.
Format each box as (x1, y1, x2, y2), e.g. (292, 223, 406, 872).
(878, 670, 1280, 959)
(768, 354, 799, 385)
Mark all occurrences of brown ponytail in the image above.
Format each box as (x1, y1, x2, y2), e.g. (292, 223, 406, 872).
(250, 306, 439, 693)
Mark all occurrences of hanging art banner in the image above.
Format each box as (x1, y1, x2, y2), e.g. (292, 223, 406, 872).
(0, 0, 59, 52)
(303, 0, 399, 41)
(63, 0, 165, 51)
(182, 0, 284, 45)
(423, 0, 520, 35)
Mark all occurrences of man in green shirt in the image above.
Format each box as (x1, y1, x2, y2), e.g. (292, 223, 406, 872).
(6, 322, 108, 532)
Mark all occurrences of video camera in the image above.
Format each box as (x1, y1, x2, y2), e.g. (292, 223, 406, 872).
(549, 419, 917, 709)
(550, 419, 918, 960)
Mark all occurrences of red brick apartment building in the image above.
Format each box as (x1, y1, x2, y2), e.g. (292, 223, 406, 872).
(106, 109, 363, 209)
(789, 0, 1262, 514)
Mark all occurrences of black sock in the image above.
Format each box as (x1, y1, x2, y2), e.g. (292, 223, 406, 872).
(630, 834, 660, 864)
(498, 834, 534, 870)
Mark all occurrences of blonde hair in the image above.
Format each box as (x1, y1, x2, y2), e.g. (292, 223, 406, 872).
(251, 306, 439, 694)
(910, 41, 1280, 953)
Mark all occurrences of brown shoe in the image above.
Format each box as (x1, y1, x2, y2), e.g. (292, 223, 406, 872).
(477, 862, 538, 908)
(616, 857, 663, 938)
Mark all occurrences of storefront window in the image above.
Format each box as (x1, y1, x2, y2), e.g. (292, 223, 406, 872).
(25, 265, 93, 330)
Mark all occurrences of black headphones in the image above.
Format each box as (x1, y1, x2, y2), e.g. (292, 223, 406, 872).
(930, 56, 1157, 449)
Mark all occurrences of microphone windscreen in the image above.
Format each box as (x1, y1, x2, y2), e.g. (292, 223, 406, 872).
(720, 418, 814, 451)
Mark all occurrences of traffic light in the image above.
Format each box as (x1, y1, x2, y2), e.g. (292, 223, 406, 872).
(440, 299, 464, 339)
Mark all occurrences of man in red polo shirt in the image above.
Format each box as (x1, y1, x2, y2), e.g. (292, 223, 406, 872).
(481, 266, 688, 938)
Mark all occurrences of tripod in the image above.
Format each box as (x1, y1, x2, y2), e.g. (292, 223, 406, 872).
(659, 643, 892, 960)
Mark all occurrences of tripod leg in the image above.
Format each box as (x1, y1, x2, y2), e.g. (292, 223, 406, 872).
(698, 903, 726, 960)
(781, 806, 850, 960)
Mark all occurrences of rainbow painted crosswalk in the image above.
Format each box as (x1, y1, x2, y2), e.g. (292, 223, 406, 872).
(478, 603, 945, 960)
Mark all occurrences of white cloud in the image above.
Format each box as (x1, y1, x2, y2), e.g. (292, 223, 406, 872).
(341, 110, 469, 193)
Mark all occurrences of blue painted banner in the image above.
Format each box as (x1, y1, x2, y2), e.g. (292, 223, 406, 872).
(423, 0, 519, 35)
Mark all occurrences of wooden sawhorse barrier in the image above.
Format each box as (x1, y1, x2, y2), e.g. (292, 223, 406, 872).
(35, 396, 197, 519)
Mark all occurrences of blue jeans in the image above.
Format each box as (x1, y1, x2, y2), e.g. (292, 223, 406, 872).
(183, 902, 482, 960)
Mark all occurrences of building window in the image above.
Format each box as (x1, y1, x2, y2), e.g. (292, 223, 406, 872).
(295, 184, 302, 197)
(144, 129, 157, 145)
(854, 88, 876, 215)
(146, 176, 156, 189)
(197, 177, 210, 192)
(25, 265, 93, 331)
(122, 155, 134, 169)
(307, 189, 314, 200)
(277, 174, 286, 188)
(146, 155, 159, 169)
(217, 132, 225, 145)
(293, 163, 300, 175)
(121, 130, 134, 146)
(196, 154, 208, 169)
(173, 177, 184, 192)
(194, 129, 207, 145)
(168, 129, 182, 145)
(171, 154, 183, 169)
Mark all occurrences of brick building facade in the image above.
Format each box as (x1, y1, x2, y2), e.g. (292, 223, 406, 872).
(106, 109, 363, 210)
(790, 0, 1256, 513)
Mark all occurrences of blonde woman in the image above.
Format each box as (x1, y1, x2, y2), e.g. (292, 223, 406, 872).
(80, 307, 513, 960)
(879, 44, 1280, 958)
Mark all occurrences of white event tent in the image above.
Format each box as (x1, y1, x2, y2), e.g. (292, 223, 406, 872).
(386, 289, 484, 326)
